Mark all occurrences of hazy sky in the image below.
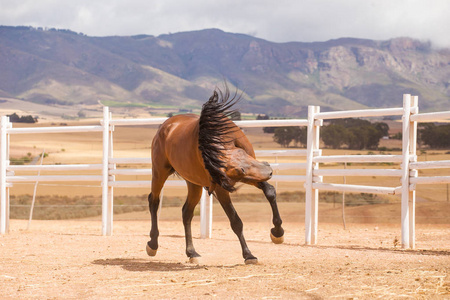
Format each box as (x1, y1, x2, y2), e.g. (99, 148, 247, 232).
(1, 0, 449, 47)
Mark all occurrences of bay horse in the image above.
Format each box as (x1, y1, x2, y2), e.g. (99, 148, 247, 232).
(146, 87, 284, 264)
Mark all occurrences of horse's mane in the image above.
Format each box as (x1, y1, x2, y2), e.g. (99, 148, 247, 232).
(198, 86, 241, 193)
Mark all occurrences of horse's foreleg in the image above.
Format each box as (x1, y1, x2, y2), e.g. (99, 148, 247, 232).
(216, 187, 257, 264)
(182, 182, 202, 263)
(258, 181, 284, 244)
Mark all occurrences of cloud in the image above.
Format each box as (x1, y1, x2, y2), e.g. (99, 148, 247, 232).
(1, 0, 449, 47)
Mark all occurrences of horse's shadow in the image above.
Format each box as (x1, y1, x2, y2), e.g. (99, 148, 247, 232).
(92, 258, 205, 272)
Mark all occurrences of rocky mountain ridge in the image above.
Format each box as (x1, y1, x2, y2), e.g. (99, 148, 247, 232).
(0, 26, 449, 117)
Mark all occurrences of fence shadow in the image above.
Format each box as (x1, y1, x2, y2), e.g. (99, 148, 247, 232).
(312, 244, 450, 256)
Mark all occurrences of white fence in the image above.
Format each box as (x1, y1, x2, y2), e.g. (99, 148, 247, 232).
(1, 94, 450, 249)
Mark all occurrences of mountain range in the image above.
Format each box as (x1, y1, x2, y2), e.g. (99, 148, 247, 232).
(1, 26, 449, 117)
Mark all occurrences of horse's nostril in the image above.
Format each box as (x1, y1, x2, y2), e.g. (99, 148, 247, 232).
(269, 171, 273, 177)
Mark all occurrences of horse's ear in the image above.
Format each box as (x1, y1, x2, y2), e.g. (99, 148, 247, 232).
(209, 91, 219, 103)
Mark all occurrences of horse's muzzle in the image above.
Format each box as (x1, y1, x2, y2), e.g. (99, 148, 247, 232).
(262, 161, 273, 180)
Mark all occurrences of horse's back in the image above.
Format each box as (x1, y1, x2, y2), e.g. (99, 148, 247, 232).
(154, 114, 198, 142)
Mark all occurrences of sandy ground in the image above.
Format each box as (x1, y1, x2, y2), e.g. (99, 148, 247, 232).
(3, 117, 450, 299)
(1, 218, 449, 299)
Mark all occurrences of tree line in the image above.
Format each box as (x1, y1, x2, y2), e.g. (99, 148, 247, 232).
(419, 123, 450, 148)
(257, 114, 389, 150)
(320, 118, 388, 150)
(258, 113, 450, 150)
(7, 113, 38, 123)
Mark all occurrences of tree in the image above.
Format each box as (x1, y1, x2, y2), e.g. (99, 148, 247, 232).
(77, 110, 86, 118)
(8, 113, 21, 122)
(374, 122, 389, 136)
(257, 114, 269, 120)
(321, 118, 388, 150)
(257, 114, 276, 133)
(273, 126, 307, 148)
(230, 111, 241, 121)
(293, 126, 307, 147)
(273, 127, 294, 147)
(365, 126, 384, 149)
(7, 113, 37, 123)
(419, 123, 450, 148)
(321, 124, 348, 148)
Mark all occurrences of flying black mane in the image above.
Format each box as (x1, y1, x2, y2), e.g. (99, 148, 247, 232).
(198, 86, 241, 193)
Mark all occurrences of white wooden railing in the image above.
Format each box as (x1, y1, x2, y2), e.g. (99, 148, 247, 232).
(1, 94, 449, 249)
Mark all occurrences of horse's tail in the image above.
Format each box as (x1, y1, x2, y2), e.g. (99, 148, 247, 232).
(198, 85, 241, 193)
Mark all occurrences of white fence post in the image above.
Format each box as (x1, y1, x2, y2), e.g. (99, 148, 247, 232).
(305, 105, 320, 245)
(6, 121, 10, 233)
(108, 111, 114, 235)
(200, 189, 212, 239)
(401, 94, 411, 248)
(409, 95, 418, 249)
(5, 185, 9, 233)
(102, 107, 112, 236)
(0, 116, 7, 234)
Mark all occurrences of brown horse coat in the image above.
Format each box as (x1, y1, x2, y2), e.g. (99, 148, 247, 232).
(147, 88, 284, 264)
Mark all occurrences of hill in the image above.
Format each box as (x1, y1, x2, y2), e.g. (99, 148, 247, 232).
(1, 26, 449, 117)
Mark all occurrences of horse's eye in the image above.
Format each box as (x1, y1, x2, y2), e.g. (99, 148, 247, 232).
(241, 167, 245, 174)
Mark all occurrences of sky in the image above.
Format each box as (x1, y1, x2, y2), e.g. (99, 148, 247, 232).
(1, 0, 449, 48)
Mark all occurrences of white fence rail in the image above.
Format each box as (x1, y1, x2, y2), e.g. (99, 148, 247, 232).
(1, 94, 450, 250)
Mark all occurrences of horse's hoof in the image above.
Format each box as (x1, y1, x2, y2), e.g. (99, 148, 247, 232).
(189, 257, 201, 264)
(244, 258, 258, 265)
(270, 232, 284, 244)
(146, 243, 157, 257)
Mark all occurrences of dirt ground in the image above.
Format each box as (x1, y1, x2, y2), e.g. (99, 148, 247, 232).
(1, 217, 449, 299)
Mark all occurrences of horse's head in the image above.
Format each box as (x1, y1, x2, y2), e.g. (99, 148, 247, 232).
(199, 86, 273, 193)
(223, 148, 273, 185)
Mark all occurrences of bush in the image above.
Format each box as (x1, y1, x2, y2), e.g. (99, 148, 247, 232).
(10, 155, 32, 165)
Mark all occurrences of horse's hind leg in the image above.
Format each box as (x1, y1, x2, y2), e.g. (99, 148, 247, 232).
(147, 166, 173, 257)
(146, 191, 160, 256)
(258, 181, 284, 244)
(215, 186, 257, 265)
(182, 182, 202, 263)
